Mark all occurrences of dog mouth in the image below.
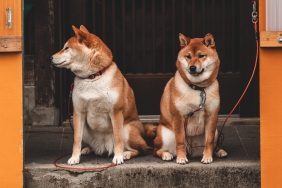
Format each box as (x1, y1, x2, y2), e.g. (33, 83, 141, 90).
(53, 60, 66, 66)
(188, 68, 204, 76)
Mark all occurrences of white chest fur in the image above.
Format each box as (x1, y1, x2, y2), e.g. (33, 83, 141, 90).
(174, 72, 219, 136)
(72, 67, 119, 133)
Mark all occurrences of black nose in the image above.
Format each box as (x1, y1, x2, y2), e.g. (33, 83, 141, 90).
(189, 66, 197, 73)
(50, 56, 53, 61)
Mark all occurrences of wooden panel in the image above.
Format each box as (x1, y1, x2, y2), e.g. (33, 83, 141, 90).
(34, 0, 55, 106)
(52, 0, 258, 118)
(239, 0, 259, 117)
(60, 0, 241, 74)
(0, 36, 22, 52)
(260, 31, 282, 47)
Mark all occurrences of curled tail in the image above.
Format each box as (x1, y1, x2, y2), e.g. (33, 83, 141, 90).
(143, 123, 157, 139)
(143, 123, 157, 149)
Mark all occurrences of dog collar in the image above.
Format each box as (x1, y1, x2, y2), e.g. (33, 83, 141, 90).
(86, 64, 112, 79)
(189, 84, 205, 91)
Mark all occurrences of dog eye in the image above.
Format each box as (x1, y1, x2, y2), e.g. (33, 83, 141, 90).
(64, 47, 69, 50)
(198, 54, 206, 58)
(186, 54, 191, 59)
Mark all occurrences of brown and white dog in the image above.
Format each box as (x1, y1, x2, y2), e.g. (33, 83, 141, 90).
(154, 33, 227, 164)
(51, 25, 151, 165)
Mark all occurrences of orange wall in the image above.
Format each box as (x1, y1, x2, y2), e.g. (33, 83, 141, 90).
(260, 0, 282, 187)
(0, 0, 23, 187)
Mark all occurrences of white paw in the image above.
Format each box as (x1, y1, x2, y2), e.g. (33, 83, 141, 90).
(176, 156, 189, 164)
(201, 155, 213, 164)
(162, 152, 174, 161)
(215, 149, 228, 158)
(67, 155, 80, 165)
(112, 154, 124, 165)
(81, 147, 92, 155)
(123, 151, 132, 160)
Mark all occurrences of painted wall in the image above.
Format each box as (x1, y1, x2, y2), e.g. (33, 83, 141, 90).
(260, 0, 282, 187)
(0, 0, 23, 187)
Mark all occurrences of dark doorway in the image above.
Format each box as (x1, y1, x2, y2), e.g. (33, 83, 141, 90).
(51, 0, 259, 122)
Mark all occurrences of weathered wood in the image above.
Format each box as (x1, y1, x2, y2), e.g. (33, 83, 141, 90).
(52, 0, 259, 119)
(24, 55, 35, 85)
(239, 0, 259, 117)
(34, 0, 55, 106)
(0, 36, 22, 52)
(260, 31, 282, 47)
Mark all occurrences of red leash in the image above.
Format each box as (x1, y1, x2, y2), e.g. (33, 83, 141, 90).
(54, 153, 116, 172)
(215, 0, 259, 151)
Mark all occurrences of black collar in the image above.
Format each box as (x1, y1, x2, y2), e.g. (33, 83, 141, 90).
(189, 84, 206, 91)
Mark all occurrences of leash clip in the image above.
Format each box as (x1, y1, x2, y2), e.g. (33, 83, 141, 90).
(186, 89, 206, 117)
(199, 89, 206, 109)
(252, 1, 258, 24)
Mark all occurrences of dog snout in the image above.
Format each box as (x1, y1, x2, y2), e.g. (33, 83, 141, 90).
(189, 66, 197, 73)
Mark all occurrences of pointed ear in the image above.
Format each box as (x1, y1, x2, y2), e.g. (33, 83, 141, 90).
(203, 33, 215, 48)
(80, 25, 89, 33)
(72, 25, 87, 42)
(179, 33, 190, 48)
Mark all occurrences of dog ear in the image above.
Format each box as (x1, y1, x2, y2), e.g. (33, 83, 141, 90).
(203, 33, 215, 48)
(179, 33, 190, 48)
(72, 25, 87, 42)
(80, 25, 89, 33)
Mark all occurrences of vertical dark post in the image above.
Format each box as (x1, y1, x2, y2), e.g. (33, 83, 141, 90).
(112, 0, 116, 56)
(162, 0, 166, 72)
(172, 0, 175, 65)
(34, 0, 55, 106)
(54, 0, 64, 123)
(142, 0, 145, 73)
(132, 0, 136, 72)
(122, 0, 126, 71)
(102, 0, 106, 40)
(239, 0, 259, 117)
(152, 0, 156, 72)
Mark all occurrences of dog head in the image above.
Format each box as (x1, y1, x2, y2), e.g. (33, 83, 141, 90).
(176, 33, 220, 86)
(51, 25, 113, 78)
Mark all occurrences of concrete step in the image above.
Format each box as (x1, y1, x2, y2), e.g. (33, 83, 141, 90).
(24, 124, 260, 188)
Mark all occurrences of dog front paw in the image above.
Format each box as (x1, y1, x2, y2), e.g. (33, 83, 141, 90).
(123, 151, 132, 160)
(67, 155, 80, 165)
(162, 152, 174, 161)
(176, 156, 188, 164)
(112, 154, 124, 165)
(201, 155, 213, 164)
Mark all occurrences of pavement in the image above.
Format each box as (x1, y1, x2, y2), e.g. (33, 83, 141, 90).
(24, 122, 260, 188)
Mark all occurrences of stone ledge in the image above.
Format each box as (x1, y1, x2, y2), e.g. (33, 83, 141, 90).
(24, 160, 260, 188)
(24, 124, 260, 187)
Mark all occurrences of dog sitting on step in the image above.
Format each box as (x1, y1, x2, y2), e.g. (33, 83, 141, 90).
(51, 25, 153, 165)
(154, 33, 227, 164)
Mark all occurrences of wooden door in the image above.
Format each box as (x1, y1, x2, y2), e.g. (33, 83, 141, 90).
(53, 0, 259, 120)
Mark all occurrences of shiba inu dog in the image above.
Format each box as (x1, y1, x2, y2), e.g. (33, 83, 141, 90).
(154, 33, 227, 164)
(51, 25, 152, 165)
